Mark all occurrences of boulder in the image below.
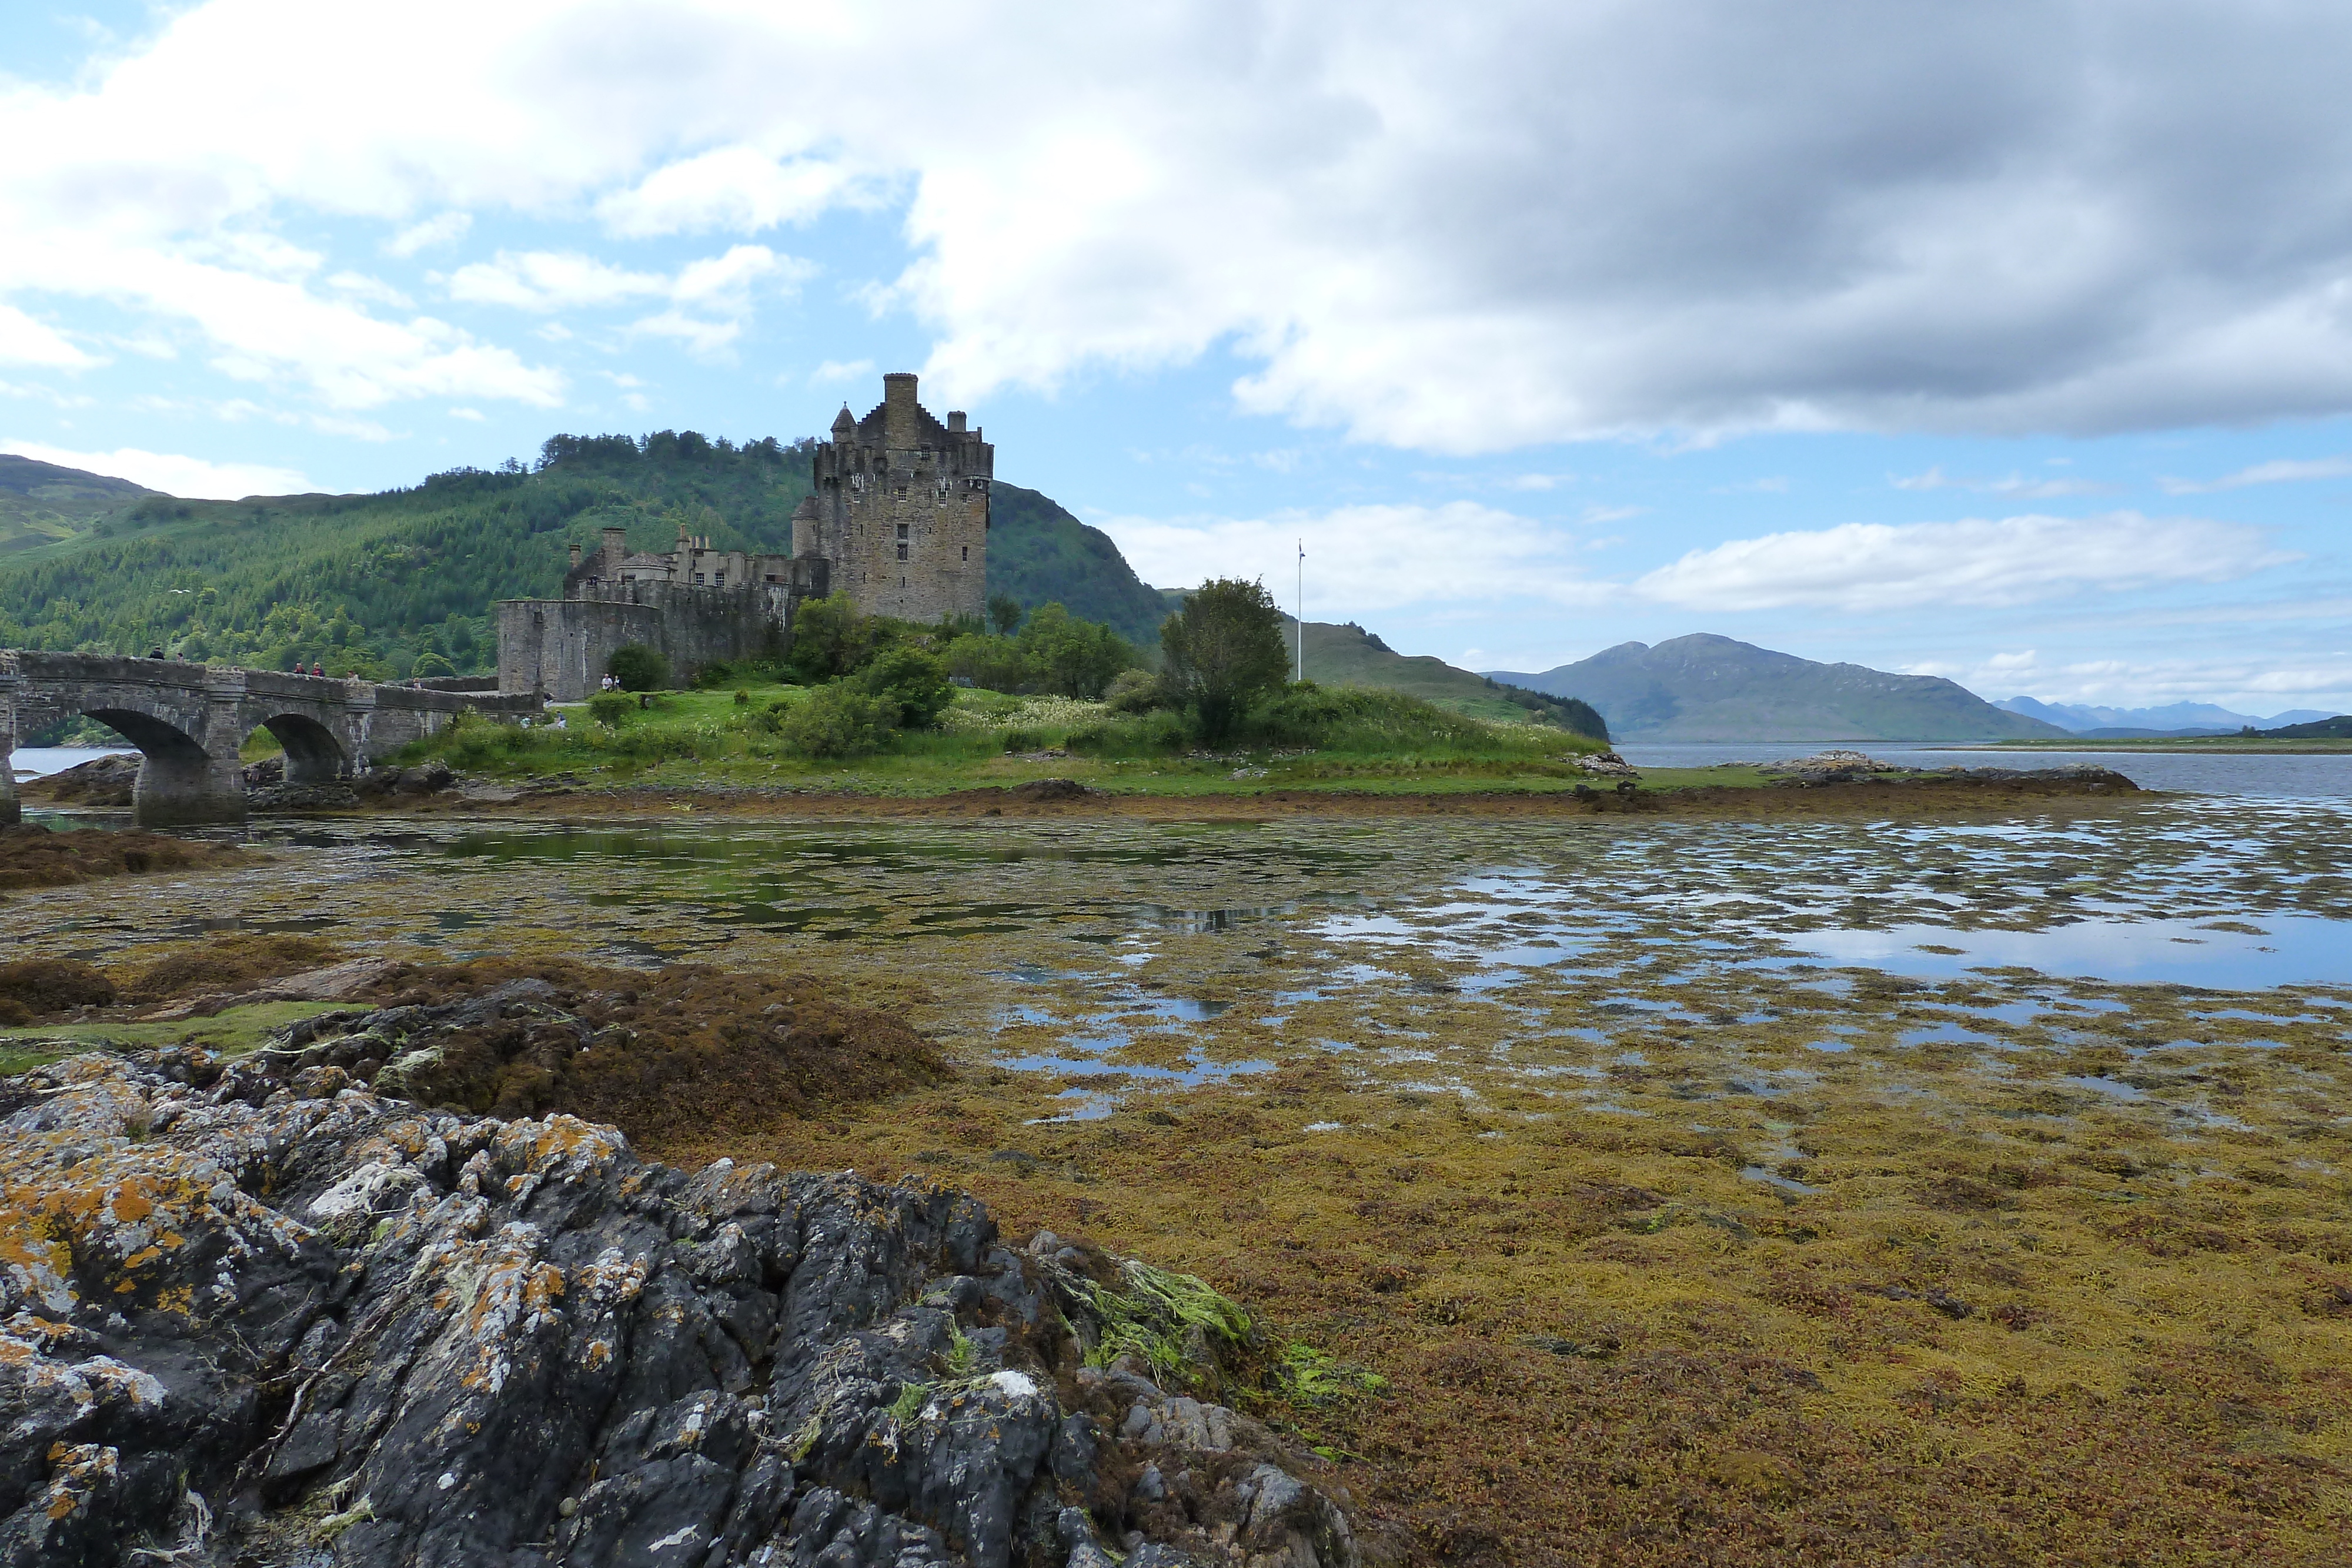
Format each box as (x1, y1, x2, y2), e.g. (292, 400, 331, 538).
(0, 1047, 1358, 1568)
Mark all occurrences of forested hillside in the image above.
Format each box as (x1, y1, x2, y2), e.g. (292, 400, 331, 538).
(0, 437, 1155, 681)
(984, 483, 1170, 648)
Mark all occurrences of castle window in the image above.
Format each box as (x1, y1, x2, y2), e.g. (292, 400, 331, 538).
(961, 546, 968, 560)
(896, 542, 908, 561)
(695, 573, 706, 584)
(896, 523, 908, 539)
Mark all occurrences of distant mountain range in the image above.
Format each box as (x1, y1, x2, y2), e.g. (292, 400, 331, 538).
(1993, 695, 2335, 737)
(1487, 634, 2068, 741)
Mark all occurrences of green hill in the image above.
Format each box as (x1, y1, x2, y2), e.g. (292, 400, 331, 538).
(0, 454, 156, 556)
(1488, 634, 2069, 741)
(985, 484, 1170, 648)
(1289, 618, 1607, 737)
(2257, 714, 2352, 739)
(0, 440, 1172, 678)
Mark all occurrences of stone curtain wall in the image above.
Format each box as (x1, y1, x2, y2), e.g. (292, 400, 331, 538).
(496, 582, 792, 701)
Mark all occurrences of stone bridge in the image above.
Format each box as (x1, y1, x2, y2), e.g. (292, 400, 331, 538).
(0, 651, 540, 827)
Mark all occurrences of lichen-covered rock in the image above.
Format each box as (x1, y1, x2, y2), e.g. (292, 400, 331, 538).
(0, 1049, 1359, 1568)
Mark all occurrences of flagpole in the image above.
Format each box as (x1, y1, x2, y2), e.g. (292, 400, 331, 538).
(1295, 539, 1305, 683)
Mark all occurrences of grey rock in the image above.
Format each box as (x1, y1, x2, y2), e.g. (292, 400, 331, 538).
(0, 1049, 1359, 1568)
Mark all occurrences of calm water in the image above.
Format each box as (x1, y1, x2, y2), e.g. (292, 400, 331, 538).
(9, 746, 136, 781)
(1613, 740, 2352, 798)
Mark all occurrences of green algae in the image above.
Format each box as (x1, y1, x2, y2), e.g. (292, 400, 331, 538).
(5, 795, 2348, 1560)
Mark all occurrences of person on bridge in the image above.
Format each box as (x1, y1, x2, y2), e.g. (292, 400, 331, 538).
(311, 662, 325, 676)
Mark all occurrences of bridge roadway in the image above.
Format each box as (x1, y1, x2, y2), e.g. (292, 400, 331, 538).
(1, 650, 540, 827)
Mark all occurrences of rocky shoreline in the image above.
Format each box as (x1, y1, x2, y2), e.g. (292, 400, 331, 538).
(1, 1042, 1363, 1567)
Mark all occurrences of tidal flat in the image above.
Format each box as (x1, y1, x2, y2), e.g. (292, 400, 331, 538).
(6, 795, 2349, 1563)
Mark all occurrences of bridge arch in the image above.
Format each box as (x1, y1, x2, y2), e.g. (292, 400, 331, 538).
(251, 712, 351, 784)
(71, 706, 244, 826)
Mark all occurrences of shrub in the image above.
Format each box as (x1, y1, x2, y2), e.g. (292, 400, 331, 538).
(411, 651, 457, 679)
(787, 592, 882, 683)
(734, 688, 751, 705)
(1103, 668, 1163, 713)
(859, 647, 955, 729)
(607, 644, 670, 691)
(943, 632, 1033, 693)
(778, 683, 897, 758)
(587, 691, 636, 727)
(1018, 601, 1137, 698)
(1001, 728, 1043, 753)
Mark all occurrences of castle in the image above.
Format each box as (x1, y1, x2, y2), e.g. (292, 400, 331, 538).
(496, 372, 993, 700)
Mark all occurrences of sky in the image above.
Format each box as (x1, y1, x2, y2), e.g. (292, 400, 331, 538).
(4, 2, 2351, 717)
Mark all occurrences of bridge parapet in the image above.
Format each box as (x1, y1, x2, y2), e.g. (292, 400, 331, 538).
(1, 650, 543, 827)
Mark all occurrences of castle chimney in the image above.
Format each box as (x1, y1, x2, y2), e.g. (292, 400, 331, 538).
(600, 526, 626, 571)
(567, 541, 582, 568)
(947, 410, 967, 433)
(883, 372, 918, 448)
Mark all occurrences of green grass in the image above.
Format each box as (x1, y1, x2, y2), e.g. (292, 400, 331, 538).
(0, 999, 349, 1075)
(395, 678, 1619, 798)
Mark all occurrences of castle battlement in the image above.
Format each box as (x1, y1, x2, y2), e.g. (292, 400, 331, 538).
(799, 371, 992, 623)
(495, 370, 988, 700)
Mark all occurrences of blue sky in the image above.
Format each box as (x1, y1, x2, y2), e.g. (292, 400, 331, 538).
(5, 2, 2350, 716)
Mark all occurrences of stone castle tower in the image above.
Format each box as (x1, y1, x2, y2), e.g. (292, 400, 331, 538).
(793, 372, 991, 622)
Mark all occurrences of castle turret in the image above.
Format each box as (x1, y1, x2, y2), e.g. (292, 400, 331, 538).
(808, 370, 991, 622)
(791, 496, 822, 559)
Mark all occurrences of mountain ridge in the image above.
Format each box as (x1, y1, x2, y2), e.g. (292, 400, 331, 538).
(1489, 634, 2069, 741)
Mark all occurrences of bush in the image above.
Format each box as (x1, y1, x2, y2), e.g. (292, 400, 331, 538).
(1065, 710, 1188, 757)
(1001, 728, 1043, 753)
(1018, 601, 1136, 698)
(943, 632, 1033, 693)
(777, 683, 897, 758)
(859, 647, 955, 729)
(607, 644, 670, 691)
(787, 592, 883, 683)
(1102, 668, 1163, 713)
(587, 691, 635, 727)
(411, 651, 457, 679)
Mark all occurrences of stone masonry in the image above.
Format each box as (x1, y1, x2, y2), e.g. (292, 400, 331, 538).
(496, 372, 991, 699)
(799, 372, 992, 624)
(0, 651, 537, 827)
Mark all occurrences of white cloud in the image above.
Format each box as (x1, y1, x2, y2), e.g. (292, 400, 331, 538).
(1892, 466, 2105, 498)
(1634, 512, 2294, 613)
(327, 270, 415, 308)
(0, 439, 310, 499)
(1098, 500, 1606, 611)
(385, 212, 472, 257)
(447, 406, 483, 421)
(446, 251, 669, 312)
(626, 309, 741, 358)
(596, 148, 867, 237)
(15, 4, 2352, 446)
(0, 305, 99, 369)
(1907, 646, 2352, 713)
(445, 245, 803, 359)
(2158, 456, 2352, 494)
(811, 357, 875, 385)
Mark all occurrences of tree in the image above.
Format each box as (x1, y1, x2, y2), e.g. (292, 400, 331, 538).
(1158, 578, 1289, 743)
(786, 592, 877, 683)
(943, 632, 1033, 693)
(988, 594, 1024, 636)
(607, 644, 670, 691)
(1017, 601, 1135, 698)
(858, 647, 955, 728)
